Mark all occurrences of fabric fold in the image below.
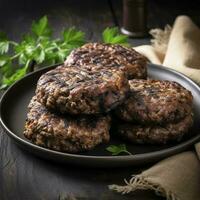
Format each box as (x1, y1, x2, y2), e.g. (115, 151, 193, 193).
(109, 152, 200, 200)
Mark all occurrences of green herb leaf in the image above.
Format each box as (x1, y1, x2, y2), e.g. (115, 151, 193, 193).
(56, 50, 67, 62)
(2, 66, 27, 87)
(18, 54, 28, 65)
(62, 27, 85, 46)
(0, 55, 12, 81)
(32, 16, 52, 37)
(0, 41, 9, 54)
(102, 27, 128, 46)
(106, 144, 132, 156)
(23, 34, 35, 42)
(0, 32, 9, 54)
(0, 55, 10, 67)
(1, 59, 31, 87)
(34, 49, 45, 64)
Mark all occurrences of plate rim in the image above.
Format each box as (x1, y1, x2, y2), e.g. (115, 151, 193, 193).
(1, 63, 200, 162)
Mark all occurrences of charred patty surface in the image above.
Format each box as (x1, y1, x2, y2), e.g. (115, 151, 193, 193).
(115, 79, 193, 124)
(117, 114, 193, 145)
(64, 43, 147, 79)
(24, 97, 111, 153)
(36, 65, 129, 114)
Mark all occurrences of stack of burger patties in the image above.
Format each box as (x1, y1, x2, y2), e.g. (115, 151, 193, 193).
(24, 43, 193, 153)
(114, 79, 193, 144)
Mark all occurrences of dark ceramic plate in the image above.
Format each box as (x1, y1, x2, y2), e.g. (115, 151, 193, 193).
(1, 64, 200, 167)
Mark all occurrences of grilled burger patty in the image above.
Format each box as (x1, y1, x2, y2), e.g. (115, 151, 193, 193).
(36, 65, 129, 114)
(64, 43, 147, 79)
(117, 114, 193, 145)
(24, 97, 111, 153)
(115, 79, 193, 124)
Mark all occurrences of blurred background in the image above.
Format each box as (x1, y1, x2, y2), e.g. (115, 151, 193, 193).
(0, 0, 200, 45)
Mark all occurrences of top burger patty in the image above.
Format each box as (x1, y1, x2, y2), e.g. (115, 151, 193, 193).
(65, 43, 147, 79)
(36, 65, 129, 115)
(115, 79, 193, 124)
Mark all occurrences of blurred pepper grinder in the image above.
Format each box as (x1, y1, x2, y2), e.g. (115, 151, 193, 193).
(121, 0, 147, 37)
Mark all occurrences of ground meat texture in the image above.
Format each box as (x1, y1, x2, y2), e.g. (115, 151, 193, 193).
(115, 79, 193, 124)
(36, 65, 129, 115)
(117, 114, 193, 145)
(64, 43, 147, 80)
(24, 97, 111, 153)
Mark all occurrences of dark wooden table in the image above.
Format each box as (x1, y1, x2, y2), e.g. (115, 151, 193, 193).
(1, 0, 200, 199)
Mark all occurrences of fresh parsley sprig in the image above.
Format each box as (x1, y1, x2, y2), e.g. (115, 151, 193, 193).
(0, 16, 129, 90)
(0, 16, 85, 89)
(106, 144, 132, 156)
(102, 27, 128, 46)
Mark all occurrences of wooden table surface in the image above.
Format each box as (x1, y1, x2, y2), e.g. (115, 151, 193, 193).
(0, 0, 200, 199)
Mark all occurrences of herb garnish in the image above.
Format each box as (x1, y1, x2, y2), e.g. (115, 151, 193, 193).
(106, 144, 132, 156)
(0, 16, 129, 89)
(0, 16, 85, 89)
(102, 27, 128, 45)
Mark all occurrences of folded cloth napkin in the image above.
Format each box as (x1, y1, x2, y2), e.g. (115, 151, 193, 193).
(135, 15, 200, 85)
(109, 16, 200, 200)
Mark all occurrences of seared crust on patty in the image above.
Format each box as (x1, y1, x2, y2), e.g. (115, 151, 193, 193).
(115, 79, 193, 124)
(24, 97, 111, 153)
(64, 43, 147, 79)
(36, 65, 129, 114)
(117, 114, 193, 145)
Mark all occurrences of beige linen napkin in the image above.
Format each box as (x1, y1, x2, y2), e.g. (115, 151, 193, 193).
(109, 16, 200, 200)
(135, 15, 200, 85)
